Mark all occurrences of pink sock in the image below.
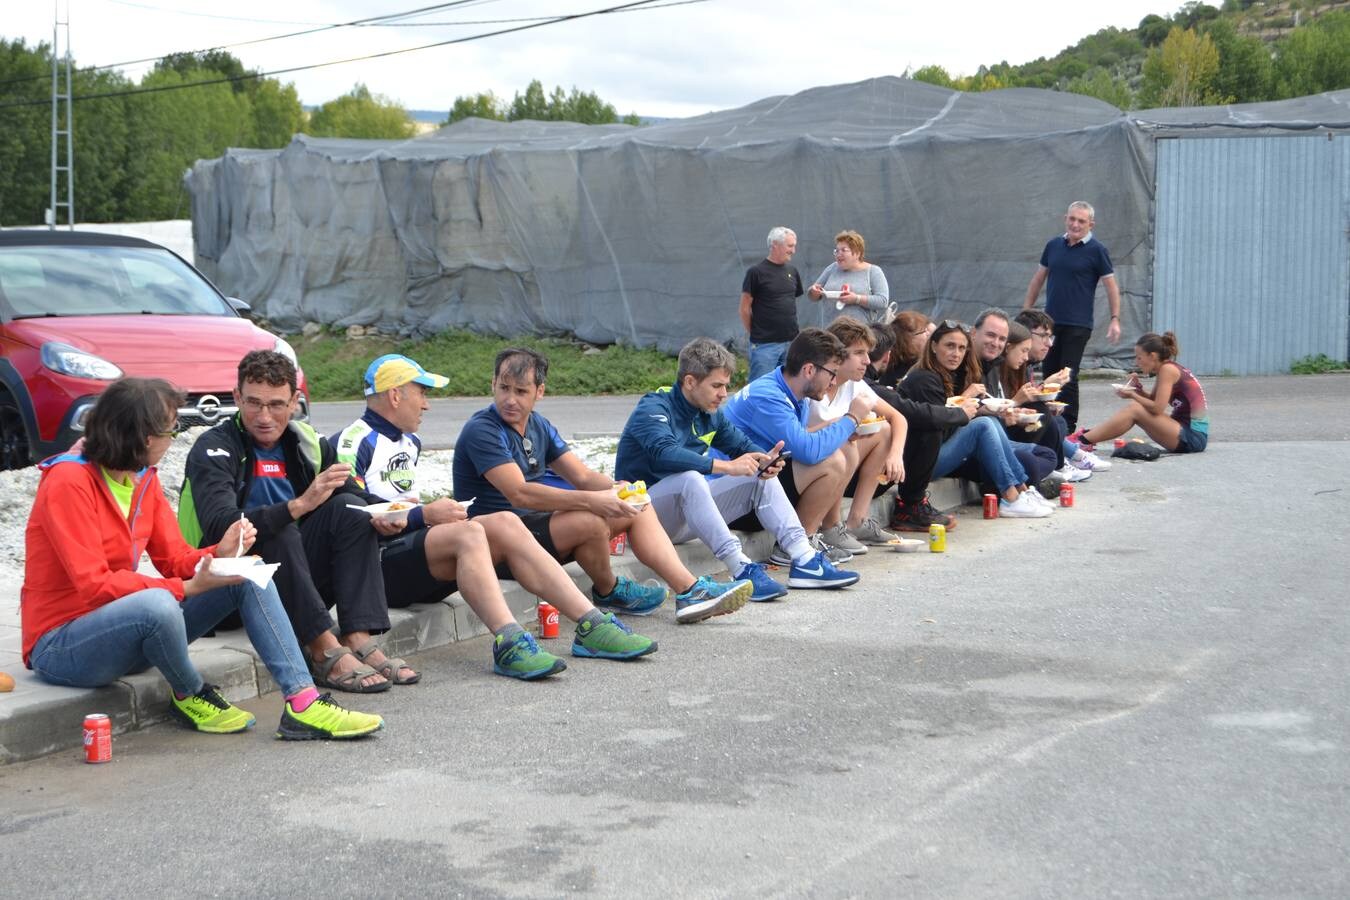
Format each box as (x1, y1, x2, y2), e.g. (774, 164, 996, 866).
(286, 686, 320, 712)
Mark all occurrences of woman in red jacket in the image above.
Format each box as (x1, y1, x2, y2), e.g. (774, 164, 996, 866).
(22, 377, 383, 741)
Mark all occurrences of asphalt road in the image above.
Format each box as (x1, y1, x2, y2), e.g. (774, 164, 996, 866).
(308, 373, 1350, 448)
(4, 378, 1348, 898)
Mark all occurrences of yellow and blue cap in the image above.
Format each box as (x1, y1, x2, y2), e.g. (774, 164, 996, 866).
(363, 354, 449, 396)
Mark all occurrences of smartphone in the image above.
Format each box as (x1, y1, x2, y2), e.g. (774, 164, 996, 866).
(756, 449, 792, 475)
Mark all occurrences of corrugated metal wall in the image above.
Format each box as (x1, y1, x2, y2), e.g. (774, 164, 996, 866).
(1154, 135, 1350, 375)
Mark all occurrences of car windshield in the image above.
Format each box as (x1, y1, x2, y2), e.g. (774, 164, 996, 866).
(0, 244, 232, 319)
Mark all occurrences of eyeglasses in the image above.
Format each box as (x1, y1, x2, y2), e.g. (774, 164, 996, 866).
(1031, 330, 1055, 344)
(832, 247, 849, 255)
(241, 397, 294, 416)
(941, 320, 969, 334)
(154, 427, 181, 439)
(816, 364, 839, 381)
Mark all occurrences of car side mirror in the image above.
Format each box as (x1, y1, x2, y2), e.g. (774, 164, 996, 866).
(226, 297, 252, 314)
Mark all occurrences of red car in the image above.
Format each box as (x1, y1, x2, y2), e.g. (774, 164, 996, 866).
(0, 230, 309, 469)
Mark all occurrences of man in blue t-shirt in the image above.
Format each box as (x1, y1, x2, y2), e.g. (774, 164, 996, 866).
(1021, 200, 1121, 430)
(453, 348, 752, 625)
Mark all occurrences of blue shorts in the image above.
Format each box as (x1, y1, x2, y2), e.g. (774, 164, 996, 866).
(1174, 424, 1208, 454)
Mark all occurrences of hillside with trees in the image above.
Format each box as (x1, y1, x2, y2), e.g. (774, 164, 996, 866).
(911, 0, 1350, 108)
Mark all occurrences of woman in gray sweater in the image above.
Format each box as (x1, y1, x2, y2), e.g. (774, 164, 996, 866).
(807, 229, 891, 325)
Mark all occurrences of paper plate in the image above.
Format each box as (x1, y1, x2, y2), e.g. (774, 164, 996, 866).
(1110, 383, 1141, 393)
(822, 290, 844, 300)
(885, 537, 925, 553)
(979, 397, 1013, 413)
(348, 501, 419, 520)
(209, 556, 280, 587)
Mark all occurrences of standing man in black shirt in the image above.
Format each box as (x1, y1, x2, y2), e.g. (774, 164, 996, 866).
(740, 226, 803, 381)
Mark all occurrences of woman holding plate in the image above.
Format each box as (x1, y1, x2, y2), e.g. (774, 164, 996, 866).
(808, 230, 892, 325)
(20, 377, 383, 741)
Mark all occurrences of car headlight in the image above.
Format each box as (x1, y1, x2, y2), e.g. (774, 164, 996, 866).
(272, 335, 298, 365)
(40, 342, 124, 380)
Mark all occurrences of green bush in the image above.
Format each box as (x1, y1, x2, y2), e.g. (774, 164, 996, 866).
(1289, 353, 1348, 374)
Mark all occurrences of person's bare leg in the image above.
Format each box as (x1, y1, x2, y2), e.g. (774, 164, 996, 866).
(822, 441, 861, 530)
(845, 427, 889, 530)
(476, 512, 597, 622)
(421, 520, 514, 633)
(1134, 411, 1183, 450)
(339, 628, 417, 682)
(623, 505, 696, 593)
(309, 631, 387, 689)
(547, 510, 618, 597)
(1079, 405, 1139, 444)
(792, 452, 849, 534)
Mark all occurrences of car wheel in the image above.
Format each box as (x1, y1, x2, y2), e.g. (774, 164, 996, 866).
(0, 391, 34, 470)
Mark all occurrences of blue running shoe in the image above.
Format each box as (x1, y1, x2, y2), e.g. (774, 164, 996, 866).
(674, 575, 753, 624)
(787, 550, 860, 589)
(592, 575, 669, 615)
(736, 562, 788, 603)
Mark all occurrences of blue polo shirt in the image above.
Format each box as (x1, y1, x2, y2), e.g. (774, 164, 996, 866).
(1039, 233, 1114, 329)
(452, 405, 569, 516)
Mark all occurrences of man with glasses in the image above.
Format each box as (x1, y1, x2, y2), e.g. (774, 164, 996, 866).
(180, 350, 413, 693)
(721, 327, 869, 571)
(740, 226, 804, 381)
(1021, 200, 1121, 430)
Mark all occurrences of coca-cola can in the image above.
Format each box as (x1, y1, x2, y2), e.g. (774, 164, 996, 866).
(1059, 484, 1075, 508)
(538, 602, 560, 639)
(608, 532, 628, 556)
(982, 493, 998, 519)
(83, 713, 112, 764)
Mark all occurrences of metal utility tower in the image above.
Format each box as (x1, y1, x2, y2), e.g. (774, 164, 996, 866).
(49, 1, 74, 230)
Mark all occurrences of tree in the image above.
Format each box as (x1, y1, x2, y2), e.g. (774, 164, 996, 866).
(507, 79, 549, 121)
(500, 79, 636, 125)
(908, 65, 954, 88)
(444, 91, 505, 124)
(249, 79, 304, 148)
(1203, 18, 1273, 103)
(1139, 14, 1172, 47)
(1139, 26, 1222, 107)
(0, 39, 54, 225)
(307, 84, 415, 139)
(1272, 10, 1350, 98)
(155, 50, 252, 93)
(1064, 68, 1136, 109)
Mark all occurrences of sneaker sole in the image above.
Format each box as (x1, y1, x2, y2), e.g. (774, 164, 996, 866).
(787, 573, 860, 589)
(592, 596, 668, 617)
(749, 584, 789, 602)
(675, 581, 752, 624)
(275, 717, 384, 741)
(571, 640, 659, 660)
(169, 705, 256, 735)
(493, 658, 568, 680)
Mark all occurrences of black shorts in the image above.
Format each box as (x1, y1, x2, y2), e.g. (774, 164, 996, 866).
(379, 527, 516, 608)
(514, 510, 575, 564)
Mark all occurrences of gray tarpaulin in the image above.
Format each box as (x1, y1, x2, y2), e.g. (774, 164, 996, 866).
(186, 77, 1350, 366)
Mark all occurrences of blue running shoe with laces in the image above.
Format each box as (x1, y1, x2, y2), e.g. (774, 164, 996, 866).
(736, 561, 789, 602)
(787, 550, 860, 589)
(591, 575, 668, 616)
(674, 575, 752, 624)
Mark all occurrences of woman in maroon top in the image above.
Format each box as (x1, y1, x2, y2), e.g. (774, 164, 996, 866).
(1073, 331, 1209, 453)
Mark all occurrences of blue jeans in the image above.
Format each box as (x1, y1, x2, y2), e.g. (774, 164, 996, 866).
(748, 342, 790, 383)
(29, 581, 310, 697)
(934, 417, 1028, 492)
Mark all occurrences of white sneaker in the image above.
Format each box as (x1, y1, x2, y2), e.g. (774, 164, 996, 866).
(1069, 448, 1112, 472)
(1026, 489, 1057, 512)
(820, 523, 868, 556)
(1057, 464, 1092, 483)
(999, 492, 1052, 518)
(1084, 450, 1112, 471)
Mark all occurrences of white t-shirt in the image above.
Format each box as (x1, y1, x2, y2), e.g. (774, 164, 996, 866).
(807, 378, 878, 428)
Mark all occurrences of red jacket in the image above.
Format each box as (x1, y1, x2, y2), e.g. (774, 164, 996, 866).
(21, 454, 217, 666)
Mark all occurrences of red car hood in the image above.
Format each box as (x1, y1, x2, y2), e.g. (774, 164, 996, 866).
(8, 315, 283, 392)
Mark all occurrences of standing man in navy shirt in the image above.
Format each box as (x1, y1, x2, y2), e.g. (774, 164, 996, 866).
(740, 226, 804, 382)
(1021, 201, 1121, 430)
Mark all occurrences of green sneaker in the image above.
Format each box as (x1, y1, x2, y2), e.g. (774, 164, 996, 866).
(275, 693, 384, 741)
(494, 630, 567, 680)
(572, 612, 657, 660)
(169, 684, 256, 734)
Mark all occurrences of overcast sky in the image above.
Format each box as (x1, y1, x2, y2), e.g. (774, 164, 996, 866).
(9, 0, 1170, 118)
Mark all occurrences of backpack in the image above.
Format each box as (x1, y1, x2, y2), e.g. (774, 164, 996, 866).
(1112, 440, 1162, 461)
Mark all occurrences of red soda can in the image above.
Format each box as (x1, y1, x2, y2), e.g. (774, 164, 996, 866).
(608, 532, 628, 556)
(1113, 438, 1126, 449)
(538, 602, 560, 639)
(982, 493, 998, 519)
(83, 713, 112, 764)
(1059, 484, 1075, 508)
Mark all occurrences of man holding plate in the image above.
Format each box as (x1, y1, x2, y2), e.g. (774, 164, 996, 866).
(180, 350, 416, 693)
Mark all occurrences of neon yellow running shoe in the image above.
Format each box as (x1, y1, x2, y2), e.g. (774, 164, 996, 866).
(169, 684, 256, 734)
(275, 693, 384, 741)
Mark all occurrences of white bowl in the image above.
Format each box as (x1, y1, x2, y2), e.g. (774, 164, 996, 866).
(348, 501, 419, 520)
(885, 537, 925, 553)
(855, 418, 885, 435)
(1111, 383, 1141, 393)
(822, 290, 844, 300)
(1033, 391, 1060, 402)
(979, 397, 1013, 413)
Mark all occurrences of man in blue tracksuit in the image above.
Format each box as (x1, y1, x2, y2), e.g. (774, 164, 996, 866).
(615, 338, 859, 597)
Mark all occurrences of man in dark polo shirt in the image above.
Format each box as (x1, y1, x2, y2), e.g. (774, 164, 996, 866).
(1021, 201, 1121, 430)
(740, 226, 803, 381)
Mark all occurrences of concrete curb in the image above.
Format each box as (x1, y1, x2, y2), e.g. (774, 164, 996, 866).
(0, 479, 966, 764)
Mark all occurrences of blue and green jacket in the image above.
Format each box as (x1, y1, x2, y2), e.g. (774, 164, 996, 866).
(614, 383, 762, 485)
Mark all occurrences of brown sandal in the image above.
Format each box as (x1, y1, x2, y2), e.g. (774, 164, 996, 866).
(308, 646, 390, 693)
(352, 641, 420, 685)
